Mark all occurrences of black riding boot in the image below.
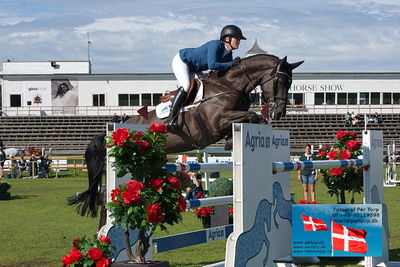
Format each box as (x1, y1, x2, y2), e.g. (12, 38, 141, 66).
(165, 87, 188, 126)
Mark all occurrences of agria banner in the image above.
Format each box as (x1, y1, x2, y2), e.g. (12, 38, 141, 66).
(292, 204, 382, 257)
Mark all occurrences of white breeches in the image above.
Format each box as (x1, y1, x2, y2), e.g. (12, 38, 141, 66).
(172, 53, 194, 92)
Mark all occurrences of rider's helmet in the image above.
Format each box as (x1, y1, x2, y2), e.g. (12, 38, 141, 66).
(220, 25, 247, 40)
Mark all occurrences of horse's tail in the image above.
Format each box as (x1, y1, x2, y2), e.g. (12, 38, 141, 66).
(68, 133, 106, 217)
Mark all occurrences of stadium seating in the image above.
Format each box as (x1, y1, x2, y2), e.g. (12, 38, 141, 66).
(0, 113, 398, 154)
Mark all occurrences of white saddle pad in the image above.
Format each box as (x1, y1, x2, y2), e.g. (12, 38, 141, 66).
(155, 80, 204, 119)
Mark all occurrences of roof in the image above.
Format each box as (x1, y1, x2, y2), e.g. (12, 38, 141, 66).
(245, 39, 268, 57)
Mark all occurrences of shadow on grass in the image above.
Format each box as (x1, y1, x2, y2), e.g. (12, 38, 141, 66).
(390, 248, 400, 261)
(10, 194, 39, 200)
(301, 257, 362, 266)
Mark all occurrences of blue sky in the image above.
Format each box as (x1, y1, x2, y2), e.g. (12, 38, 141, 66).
(0, 0, 399, 73)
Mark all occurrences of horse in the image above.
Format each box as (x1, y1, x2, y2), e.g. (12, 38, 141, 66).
(69, 54, 304, 218)
(234, 199, 272, 266)
(4, 148, 24, 158)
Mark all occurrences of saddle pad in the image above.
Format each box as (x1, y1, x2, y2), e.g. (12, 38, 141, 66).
(155, 80, 204, 119)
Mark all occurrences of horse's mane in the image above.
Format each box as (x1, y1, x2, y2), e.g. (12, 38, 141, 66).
(204, 54, 280, 80)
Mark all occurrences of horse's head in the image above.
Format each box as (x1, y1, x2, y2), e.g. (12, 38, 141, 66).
(258, 199, 273, 232)
(260, 56, 304, 120)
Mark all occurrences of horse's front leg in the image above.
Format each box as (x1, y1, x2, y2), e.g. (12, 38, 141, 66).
(219, 111, 263, 150)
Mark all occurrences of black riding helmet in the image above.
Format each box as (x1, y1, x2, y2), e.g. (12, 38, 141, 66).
(220, 25, 247, 40)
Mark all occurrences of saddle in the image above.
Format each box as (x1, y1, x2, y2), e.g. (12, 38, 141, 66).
(160, 78, 202, 105)
(156, 78, 204, 119)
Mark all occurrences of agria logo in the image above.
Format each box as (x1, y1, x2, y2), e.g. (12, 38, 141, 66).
(245, 131, 289, 152)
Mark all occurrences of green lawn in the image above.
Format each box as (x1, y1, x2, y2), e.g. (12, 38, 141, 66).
(0, 170, 399, 267)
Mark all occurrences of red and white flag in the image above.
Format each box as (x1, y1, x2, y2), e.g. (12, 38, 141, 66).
(300, 214, 329, 231)
(332, 222, 368, 254)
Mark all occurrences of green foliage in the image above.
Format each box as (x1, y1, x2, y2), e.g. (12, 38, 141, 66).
(316, 130, 363, 204)
(209, 178, 233, 197)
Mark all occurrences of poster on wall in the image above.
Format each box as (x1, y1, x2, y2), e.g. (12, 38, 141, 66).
(51, 79, 78, 114)
(292, 204, 382, 257)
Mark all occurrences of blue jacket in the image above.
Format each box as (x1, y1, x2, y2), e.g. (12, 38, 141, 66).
(179, 40, 233, 72)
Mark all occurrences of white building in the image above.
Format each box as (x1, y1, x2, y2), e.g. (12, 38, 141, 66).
(1, 58, 400, 116)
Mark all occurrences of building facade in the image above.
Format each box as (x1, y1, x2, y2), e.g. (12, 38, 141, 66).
(1, 60, 400, 116)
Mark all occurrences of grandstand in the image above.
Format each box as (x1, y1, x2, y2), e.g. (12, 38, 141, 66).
(0, 113, 398, 154)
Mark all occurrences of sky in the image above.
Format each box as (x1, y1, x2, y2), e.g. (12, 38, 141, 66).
(0, 0, 399, 74)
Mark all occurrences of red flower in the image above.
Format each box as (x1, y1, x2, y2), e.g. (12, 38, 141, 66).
(88, 247, 103, 261)
(340, 150, 351, 160)
(121, 180, 144, 205)
(139, 140, 150, 149)
(148, 123, 168, 133)
(195, 193, 205, 199)
(167, 176, 182, 190)
(149, 177, 164, 191)
(335, 130, 348, 139)
(147, 203, 164, 223)
(330, 168, 344, 176)
(317, 151, 327, 158)
(133, 131, 144, 140)
(110, 188, 122, 204)
(177, 196, 187, 212)
(99, 235, 111, 244)
(328, 149, 340, 160)
(346, 140, 361, 151)
(195, 206, 213, 218)
(229, 207, 234, 215)
(112, 128, 130, 146)
(62, 250, 82, 265)
(0, 178, 4, 181)
(96, 257, 112, 267)
(177, 171, 190, 180)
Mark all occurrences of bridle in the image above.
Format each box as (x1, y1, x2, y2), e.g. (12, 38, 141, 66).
(239, 60, 292, 105)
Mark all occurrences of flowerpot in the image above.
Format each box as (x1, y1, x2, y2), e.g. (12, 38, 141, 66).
(0, 192, 10, 200)
(201, 216, 211, 228)
(112, 260, 169, 267)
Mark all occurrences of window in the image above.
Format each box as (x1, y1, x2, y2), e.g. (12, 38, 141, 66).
(118, 94, 140, 106)
(383, 93, 392, 104)
(348, 93, 357, 105)
(10, 95, 21, 107)
(153, 93, 162, 106)
(371, 93, 380, 105)
(337, 93, 347, 105)
(393, 93, 400, 105)
(93, 94, 105, 106)
(326, 93, 335, 105)
(287, 93, 294, 105)
(315, 93, 324, 105)
(359, 92, 369, 105)
(293, 93, 304, 105)
(141, 94, 152, 106)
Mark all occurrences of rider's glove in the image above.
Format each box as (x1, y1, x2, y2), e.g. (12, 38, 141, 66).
(231, 57, 241, 67)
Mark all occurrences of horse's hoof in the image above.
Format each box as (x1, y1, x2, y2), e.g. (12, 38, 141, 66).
(225, 139, 233, 150)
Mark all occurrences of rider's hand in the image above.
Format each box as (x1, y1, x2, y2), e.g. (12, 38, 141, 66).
(231, 57, 241, 67)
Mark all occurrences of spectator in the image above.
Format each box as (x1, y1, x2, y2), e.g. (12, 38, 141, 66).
(297, 144, 318, 204)
(121, 113, 129, 123)
(39, 155, 51, 178)
(351, 112, 360, 125)
(29, 154, 38, 178)
(372, 112, 382, 124)
(111, 113, 120, 123)
(185, 172, 204, 200)
(0, 148, 5, 178)
(344, 112, 352, 125)
(10, 160, 18, 179)
(0, 138, 4, 149)
(17, 156, 27, 178)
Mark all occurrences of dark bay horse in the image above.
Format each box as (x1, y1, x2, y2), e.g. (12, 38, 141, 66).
(69, 54, 303, 218)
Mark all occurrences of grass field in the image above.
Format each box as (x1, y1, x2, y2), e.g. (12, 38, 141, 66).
(0, 170, 399, 267)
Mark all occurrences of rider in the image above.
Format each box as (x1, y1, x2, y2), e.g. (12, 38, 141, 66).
(165, 25, 247, 126)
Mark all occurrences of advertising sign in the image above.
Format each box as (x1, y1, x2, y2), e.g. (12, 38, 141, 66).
(292, 204, 382, 257)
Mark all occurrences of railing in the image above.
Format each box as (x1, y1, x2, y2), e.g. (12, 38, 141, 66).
(2, 104, 400, 117)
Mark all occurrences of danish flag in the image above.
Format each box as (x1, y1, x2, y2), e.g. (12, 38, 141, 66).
(300, 214, 329, 231)
(332, 222, 368, 254)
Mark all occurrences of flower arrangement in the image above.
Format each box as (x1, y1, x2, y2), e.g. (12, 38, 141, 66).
(316, 130, 363, 204)
(62, 235, 114, 267)
(105, 123, 190, 263)
(194, 206, 214, 218)
(0, 178, 11, 193)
